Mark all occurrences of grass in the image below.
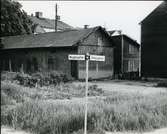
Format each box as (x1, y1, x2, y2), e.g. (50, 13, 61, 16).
(1, 81, 104, 103)
(1, 79, 167, 134)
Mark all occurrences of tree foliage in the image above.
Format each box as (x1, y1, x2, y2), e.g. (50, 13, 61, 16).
(1, 0, 34, 36)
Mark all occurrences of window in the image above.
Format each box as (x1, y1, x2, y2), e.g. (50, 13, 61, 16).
(48, 58, 54, 70)
(32, 57, 38, 72)
(128, 60, 135, 72)
(129, 45, 135, 54)
(98, 37, 103, 46)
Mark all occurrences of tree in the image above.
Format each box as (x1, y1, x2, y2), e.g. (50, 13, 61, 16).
(1, 0, 34, 36)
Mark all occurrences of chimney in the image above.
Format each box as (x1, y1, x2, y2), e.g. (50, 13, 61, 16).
(35, 12, 43, 18)
(84, 25, 89, 29)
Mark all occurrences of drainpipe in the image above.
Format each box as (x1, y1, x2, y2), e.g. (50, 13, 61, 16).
(9, 59, 12, 72)
(121, 32, 124, 74)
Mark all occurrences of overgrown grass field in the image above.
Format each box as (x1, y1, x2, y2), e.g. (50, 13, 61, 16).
(1, 74, 167, 134)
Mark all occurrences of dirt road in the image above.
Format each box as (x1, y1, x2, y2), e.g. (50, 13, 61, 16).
(1, 126, 167, 134)
(73, 80, 167, 95)
(1, 126, 32, 134)
(106, 128, 167, 134)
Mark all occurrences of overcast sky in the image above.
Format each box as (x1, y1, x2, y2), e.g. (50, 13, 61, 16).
(19, 1, 162, 43)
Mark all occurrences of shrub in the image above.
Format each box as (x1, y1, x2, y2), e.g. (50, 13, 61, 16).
(12, 71, 74, 88)
(156, 81, 167, 87)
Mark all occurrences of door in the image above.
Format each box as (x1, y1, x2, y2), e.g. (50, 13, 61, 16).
(71, 61, 78, 78)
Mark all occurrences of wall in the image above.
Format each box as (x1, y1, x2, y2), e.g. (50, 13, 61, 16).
(1, 47, 77, 77)
(123, 38, 139, 73)
(77, 30, 114, 79)
(112, 36, 139, 75)
(141, 3, 167, 78)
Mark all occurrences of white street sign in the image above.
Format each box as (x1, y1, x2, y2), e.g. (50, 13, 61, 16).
(68, 53, 105, 134)
(68, 54, 85, 61)
(90, 55, 105, 61)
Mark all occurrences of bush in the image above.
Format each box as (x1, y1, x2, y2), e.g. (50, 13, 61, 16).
(12, 71, 74, 88)
(156, 81, 167, 87)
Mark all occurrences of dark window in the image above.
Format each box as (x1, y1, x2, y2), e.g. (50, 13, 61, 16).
(32, 57, 38, 72)
(48, 58, 54, 70)
(26, 59, 31, 73)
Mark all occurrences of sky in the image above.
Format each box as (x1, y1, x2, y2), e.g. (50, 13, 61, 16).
(18, 1, 162, 43)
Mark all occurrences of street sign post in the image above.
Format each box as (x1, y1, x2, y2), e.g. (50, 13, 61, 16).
(68, 53, 105, 134)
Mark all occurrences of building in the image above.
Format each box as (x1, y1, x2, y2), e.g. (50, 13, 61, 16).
(140, 1, 167, 78)
(1, 26, 114, 79)
(109, 31, 140, 79)
(30, 12, 74, 34)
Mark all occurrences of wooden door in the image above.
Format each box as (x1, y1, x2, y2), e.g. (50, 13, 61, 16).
(71, 61, 78, 79)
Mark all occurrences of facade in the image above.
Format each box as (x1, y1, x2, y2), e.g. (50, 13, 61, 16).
(109, 32, 140, 79)
(1, 26, 114, 79)
(141, 1, 167, 78)
(30, 12, 74, 34)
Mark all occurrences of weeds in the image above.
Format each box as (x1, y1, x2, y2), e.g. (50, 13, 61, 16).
(1, 75, 167, 134)
(1, 91, 167, 134)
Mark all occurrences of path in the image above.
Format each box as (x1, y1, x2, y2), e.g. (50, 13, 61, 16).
(1, 126, 167, 134)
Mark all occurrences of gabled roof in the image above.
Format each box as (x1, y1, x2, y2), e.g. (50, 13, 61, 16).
(1, 26, 111, 50)
(111, 34, 140, 47)
(30, 16, 74, 30)
(140, 1, 167, 24)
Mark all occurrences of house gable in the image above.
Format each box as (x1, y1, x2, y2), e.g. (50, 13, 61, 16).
(141, 1, 167, 25)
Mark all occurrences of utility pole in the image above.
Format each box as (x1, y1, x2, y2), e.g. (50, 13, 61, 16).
(55, 4, 58, 32)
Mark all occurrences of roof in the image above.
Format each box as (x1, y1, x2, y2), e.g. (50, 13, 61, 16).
(111, 34, 140, 47)
(30, 16, 74, 30)
(1, 26, 111, 49)
(140, 1, 167, 24)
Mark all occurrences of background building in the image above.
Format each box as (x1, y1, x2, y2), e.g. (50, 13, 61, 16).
(140, 1, 167, 78)
(30, 12, 74, 34)
(109, 31, 140, 79)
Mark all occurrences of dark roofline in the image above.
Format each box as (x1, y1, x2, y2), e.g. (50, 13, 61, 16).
(30, 15, 74, 29)
(1, 45, 77, 50)
(1, 26, 113, 49)
(111, 34, 140, 47)
(139, 1, 164, 25)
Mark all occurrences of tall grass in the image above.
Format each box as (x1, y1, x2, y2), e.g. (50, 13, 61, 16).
(2, 91, 167, 134)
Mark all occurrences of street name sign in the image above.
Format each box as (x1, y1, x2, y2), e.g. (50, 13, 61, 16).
(90, 55, 105, 61)
(68, 53, 105, 134)
(68, 54, 85, 61)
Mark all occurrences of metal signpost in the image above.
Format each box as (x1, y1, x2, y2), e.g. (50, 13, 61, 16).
(68, 53, 105, 134)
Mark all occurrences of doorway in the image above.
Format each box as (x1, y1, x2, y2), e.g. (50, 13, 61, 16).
(71, 61, 78, 78)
